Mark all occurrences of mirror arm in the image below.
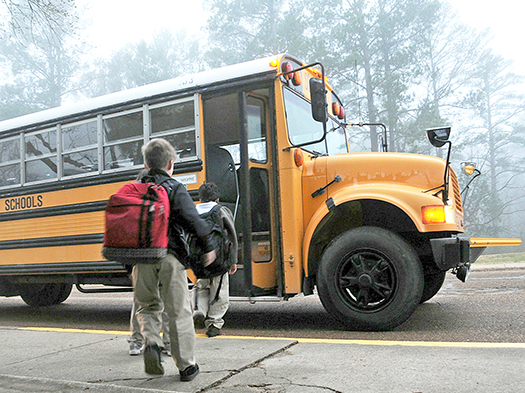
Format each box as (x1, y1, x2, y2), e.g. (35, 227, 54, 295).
(422, 138, 452, 204)
(461, 169, 481, 200)
(347, 122, 388, 152)
(436, 138, 452, 204)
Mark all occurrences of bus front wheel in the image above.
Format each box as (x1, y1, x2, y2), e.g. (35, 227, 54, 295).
(420, 270, 446, 303)
(317, 227, 423, 331)
(19, 283, 73, 307)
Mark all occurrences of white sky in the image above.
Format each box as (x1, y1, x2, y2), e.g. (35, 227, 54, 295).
(77, 0, 207, 57)
(449, 0, 525, 75)
(77, 0, 525, 75)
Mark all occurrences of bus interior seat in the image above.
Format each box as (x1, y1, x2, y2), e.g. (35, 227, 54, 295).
(206, 145, 239, 219)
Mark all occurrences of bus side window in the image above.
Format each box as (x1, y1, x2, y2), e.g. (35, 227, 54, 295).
(102, 109, 143, 170)
(0, 137, 21, 187)
(25, 128, 58, 182)
(150, 99, 198, 161)
(62, 120, 99, 175)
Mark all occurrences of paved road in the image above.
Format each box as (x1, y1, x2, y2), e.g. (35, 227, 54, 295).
(0, 266, 524, 342)
(0, 265, 524, 392)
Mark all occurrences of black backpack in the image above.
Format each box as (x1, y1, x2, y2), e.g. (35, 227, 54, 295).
(187, 204, 234, 280)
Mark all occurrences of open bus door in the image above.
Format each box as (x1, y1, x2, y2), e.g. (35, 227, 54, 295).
(202, 88, 281, 300)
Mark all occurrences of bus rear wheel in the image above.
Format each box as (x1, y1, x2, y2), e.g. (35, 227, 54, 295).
(19, 283, 73, 307)
(317, 227, 423, 331)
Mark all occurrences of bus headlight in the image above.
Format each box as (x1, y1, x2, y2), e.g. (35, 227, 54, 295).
(422, 205, 445, 224)
(422, 205, 456, 225)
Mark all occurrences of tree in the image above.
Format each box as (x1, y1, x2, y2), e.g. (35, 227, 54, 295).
(459, 51, 525, 237)
(0, 0, 84, 120)
(400, 3, 490, 155)
(80, 28, 203, 98)
(203, 0, 310, 67)
(1, 0, 77, 41)
(301, 0, 442, 152)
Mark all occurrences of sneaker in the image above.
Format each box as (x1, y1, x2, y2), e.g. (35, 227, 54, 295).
(129, 342, 143, 356)
(206, 325, 221, 337)
(161, 343, 171, 356)
(143, 344, 164, 375)
(193, 310, 205, 329)
(180, 364, 199, 382)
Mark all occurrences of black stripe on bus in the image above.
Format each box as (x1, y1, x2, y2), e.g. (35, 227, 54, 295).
(0, 159, 203, 198)
(0, 261, 127, 275)
(0, 201, 108, 222)
(1, 189, 199, 224)
(0, 234, 104, 250)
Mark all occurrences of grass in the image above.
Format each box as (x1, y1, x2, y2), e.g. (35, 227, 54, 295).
(476, 252, 525, 265)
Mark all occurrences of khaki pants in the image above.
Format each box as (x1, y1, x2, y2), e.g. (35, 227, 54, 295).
(193, 273, 230, 329)
(129, 297, 170, 348)
(132, 253, 195, 371)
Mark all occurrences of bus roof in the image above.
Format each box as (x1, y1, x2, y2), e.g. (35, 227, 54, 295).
(0, 54, 300, 134)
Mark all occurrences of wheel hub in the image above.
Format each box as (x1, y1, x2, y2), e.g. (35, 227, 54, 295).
(358, 274, 373, 287)
(337, 250, 396, 311)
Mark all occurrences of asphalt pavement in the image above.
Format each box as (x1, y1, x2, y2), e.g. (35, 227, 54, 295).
(1, 263, 524, 393)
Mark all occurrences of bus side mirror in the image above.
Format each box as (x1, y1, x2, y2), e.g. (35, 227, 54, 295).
(426, 127, 451, 148)
(310, 78, 327, 123)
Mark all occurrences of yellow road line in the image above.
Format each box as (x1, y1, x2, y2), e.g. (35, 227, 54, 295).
(19, 327, 129, 336)
(18, 327, 525, 349)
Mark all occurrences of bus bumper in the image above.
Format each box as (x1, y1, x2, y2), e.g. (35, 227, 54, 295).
(430, 237, 522, 282)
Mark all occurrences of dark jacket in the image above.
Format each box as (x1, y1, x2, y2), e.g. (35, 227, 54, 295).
(142, 168, 214, 262)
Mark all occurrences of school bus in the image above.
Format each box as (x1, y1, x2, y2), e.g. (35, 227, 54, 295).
(0, 54, 520, 330)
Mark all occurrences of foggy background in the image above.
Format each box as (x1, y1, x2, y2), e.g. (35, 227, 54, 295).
(1, 0, 524, 250)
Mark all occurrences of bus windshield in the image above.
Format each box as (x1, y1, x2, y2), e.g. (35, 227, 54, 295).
(283, 87, 348, 155)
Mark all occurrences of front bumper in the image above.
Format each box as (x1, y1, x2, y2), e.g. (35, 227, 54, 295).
(430, 237, 522, 271)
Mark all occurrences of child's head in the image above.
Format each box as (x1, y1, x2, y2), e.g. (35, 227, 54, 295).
(199, 182, 220, 203)
(142, 138, 177, 172)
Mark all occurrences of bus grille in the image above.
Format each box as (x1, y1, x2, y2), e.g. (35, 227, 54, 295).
(449, 170, 463, 213)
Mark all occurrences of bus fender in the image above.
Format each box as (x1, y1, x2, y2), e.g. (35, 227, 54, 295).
(302, 184, 439, 279)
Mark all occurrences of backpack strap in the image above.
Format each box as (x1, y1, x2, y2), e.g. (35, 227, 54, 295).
(210, 273, 225, 306)
(208, 204, 223, 224)
(158, 178, 175, 203)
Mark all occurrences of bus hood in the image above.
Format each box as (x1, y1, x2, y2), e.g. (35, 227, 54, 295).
(303, 151, 454, 206)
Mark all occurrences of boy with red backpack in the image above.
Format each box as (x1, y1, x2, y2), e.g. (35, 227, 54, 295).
(132, 139, 216, 381)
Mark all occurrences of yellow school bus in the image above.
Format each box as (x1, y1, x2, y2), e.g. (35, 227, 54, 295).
(0, 54, 520, 330)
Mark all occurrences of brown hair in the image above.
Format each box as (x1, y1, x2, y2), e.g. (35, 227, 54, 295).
(141, 138, 177, 170)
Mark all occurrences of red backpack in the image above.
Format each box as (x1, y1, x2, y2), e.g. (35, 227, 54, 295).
(102, 182, 170, 264)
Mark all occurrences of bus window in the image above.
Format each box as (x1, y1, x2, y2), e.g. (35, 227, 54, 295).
(325, 120, 349, 155)
(211, 96, 268, 164)
(246, 97, 267, 163)
(250, 167, 271, 262)
(0, 137, 21, 187)
(283, 87, 324, 151)
(150, 99, 198, 160)
(62, 119, 99, 175)
(283, 87, 348, 155)
(102, 109, 143, 170)
(25, 128, 58, 182)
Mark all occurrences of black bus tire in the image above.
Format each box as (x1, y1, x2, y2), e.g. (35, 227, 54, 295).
(420, 270, 446, 303)
(20, 283, 72, 307)
(317, 226, 424, 331)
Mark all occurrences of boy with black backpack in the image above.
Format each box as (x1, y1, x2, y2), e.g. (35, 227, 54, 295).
(131, 139, 216, 380)
(192, 182, 238, 337)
